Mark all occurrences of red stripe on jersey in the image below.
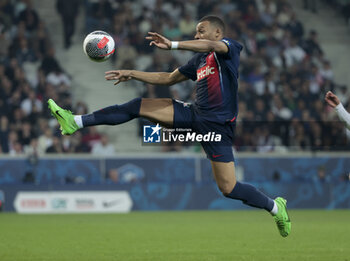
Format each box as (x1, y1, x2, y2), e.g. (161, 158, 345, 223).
(97, 37, 109, 49)
(196, 52, 222, 107)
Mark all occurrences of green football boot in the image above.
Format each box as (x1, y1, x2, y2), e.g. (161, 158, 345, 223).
(47, 99, 79, 135)
(273, 197, 291, 237)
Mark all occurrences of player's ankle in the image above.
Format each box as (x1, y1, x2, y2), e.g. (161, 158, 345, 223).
(270, 200, 278, 216)
(74, 115, 84, 129)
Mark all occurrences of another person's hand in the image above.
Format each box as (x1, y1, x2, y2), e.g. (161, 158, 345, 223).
(146, 32, 172, 50)
(105, 70, 132, 85)
(325, 91, 340, 108)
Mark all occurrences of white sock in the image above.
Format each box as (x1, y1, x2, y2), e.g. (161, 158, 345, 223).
(270, 200, 278, 215)
(74, 115, 83, 129)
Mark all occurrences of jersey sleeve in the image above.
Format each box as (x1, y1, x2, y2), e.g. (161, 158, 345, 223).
(220, 38, 243, 59)
(178, 54, 198, 81)
(335, 103, 350, 130)
(218, 38, 242, 78)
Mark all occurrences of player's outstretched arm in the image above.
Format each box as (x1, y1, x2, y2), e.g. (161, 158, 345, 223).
(105, 68, 187, 86)
(325, 91, 350, 130)
(146, 32, 228, 54)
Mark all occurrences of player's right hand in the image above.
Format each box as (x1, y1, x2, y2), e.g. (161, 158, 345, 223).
(105, 70, 132, 85)
(325, 91, 340, 108)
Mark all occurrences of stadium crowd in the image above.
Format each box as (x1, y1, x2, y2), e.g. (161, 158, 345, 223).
(324, 0, 350, 26)
(0, 0, 103, 157)
(0, 0, 349, 157)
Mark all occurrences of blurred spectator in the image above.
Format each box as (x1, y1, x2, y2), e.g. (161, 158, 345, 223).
(341, 2, 350, 25)
(20, 90, 43, 116)
(24, 137, 39, 156)
(163, 19, 181, 39)
(114, 38, 138, 68)
(219, 0, 237, 16)
(71, 132, 90, 153)
(32, 21, 51, 59)
(17, 2, 39, 32)
(319, 60, 334, 81)
(82, 126, 102, 150)
(46, 67, 71, 87)
(56, 0, 80, 49)
(303, 0, 318, 13)
(286, 12, 304, 39)
(8, 130, 19, 153)
(255, 126, 275, 153)
(271, 94, 293, 120)
(16, 37, 37, 64)
(0, 116, 9, 153)
(0, 32, 10, 60)
(277, 3, 292, 26)
(85, 0, 114, 32)
(91, 133, 115, 156)
(74, 101, 89, 115)
(283, 38, 306, 68)
(46, 136, 63, 153)
(309, 64, 323, 94)
(258, 0, 276, 26)
(288, 119, 310, 150)
(61, 135, 73, 152)
(179, 13, 196, 38)
(18, 121, 35, 146)
(302, 30, 323, 56)
(37, 128, 53, 154)
(0, 0, 14, 31)
(40, 47, 61, 75)
(10, 141, 23, 156)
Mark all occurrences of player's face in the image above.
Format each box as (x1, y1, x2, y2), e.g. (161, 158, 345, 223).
(194, 21, 218, 41)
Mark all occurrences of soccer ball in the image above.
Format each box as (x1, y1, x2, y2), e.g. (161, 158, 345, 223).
(83, 31, 115, 62)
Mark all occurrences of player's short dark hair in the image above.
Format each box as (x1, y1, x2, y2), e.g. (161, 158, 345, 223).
(199, 15, 225, 34)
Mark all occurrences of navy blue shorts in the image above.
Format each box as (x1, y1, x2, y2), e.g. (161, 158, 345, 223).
(172, 99, 235, 162)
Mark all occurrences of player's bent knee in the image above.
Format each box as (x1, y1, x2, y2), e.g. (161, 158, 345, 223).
(139, 98, 174, 127)
(218, 181, 236, 196)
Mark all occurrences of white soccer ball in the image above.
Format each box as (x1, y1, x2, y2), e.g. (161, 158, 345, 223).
(83, 31, 115, 62)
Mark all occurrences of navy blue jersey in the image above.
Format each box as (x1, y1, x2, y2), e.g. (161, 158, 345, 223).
(178, 37, 243, 124)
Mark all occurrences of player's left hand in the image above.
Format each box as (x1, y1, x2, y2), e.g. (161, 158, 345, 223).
(146, 32, 171, 50)
(105, 70, 132, 85)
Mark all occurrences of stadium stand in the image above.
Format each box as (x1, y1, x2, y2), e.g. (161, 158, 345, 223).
(324, 0, 350, 27)
(0, 0, 94, 156)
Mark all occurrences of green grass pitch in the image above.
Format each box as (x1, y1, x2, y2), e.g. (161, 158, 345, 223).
(0, 210, 349, 261)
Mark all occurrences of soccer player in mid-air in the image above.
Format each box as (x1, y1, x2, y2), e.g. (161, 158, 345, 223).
(48, 16, 291, 237)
